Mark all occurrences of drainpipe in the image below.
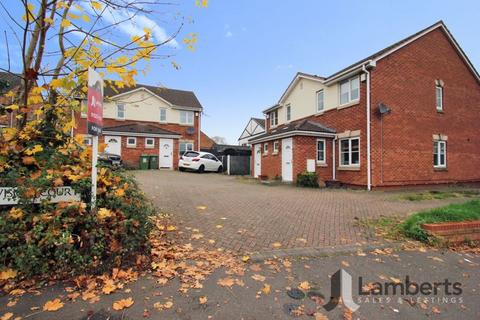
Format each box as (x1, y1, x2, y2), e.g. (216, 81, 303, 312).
(198, 111, 201, 151)
(362, 61, 375, 191)
(332, 137, 336, 180)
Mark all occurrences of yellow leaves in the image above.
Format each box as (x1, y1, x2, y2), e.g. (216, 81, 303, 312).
(166, 225, 176, 231)
(43, 298, 64, 311)
(91, 1, 103, 10)
(9, 289, 25, 296)
(0, 313, 13, 320)
(22, 3, 35, 21)
(114, 188, 125, 197)
(241, 255, 250, 262)
(199, 296, 207, 304)
(271, 242, 282, 248)
(67, 13, 79, 20)
(8, 208, 24, 220)
(195, 0, 208, 8)
(0, 269, 17, 280)
(112, 297, 134, 310)
(262, 283, 271, 294)
(97, 208, 114, 220)
(116, 56, 129, 65)
(153, 301, 173, 310)
(215, 224, 223, 229)
(22, 156, 36, 165)
(81, 14, 90, 23)
(217, 277, 235, 287)
(251, 274, 266, 282)
(61, 19, 71, 28)
(298, 281, 311, 290)
(101, 279, 117, 295)
(196, 205, 207, 210)
(183, 33, 198, 52)
(24, 144, 43, 155)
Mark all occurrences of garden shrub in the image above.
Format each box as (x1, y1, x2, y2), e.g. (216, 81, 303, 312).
(0, 132, 154, 277)
(296, 171, 319, 188)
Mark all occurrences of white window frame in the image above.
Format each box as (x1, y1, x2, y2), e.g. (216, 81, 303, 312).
(436, 85, 443, 112)
(179, 142, 194, 155)
(127, 137, 137, 147)
(273, 141, 279, 154)
(263, 143, 268, 154)
(339, 137, 360, 167)
(145, 138, 155, 148)
(270, 110, 278, 127)
(316, 90, 324, 112)
(339, 76, 360, 106)
(180, 110, 194, 125)
(316, 138, 326, 164)
(116, 104, 126, 120)
(159, 108, 167, 123)
(433, 140, 447, 168)
(286, 104, 291, 122)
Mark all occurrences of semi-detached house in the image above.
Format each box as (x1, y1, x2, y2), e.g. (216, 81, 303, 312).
(249, 21, 480, 189)
(75, 83, 203, 169)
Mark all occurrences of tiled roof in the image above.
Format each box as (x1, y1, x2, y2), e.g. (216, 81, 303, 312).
(252, 117, 265, 128)
(249, 119, 336, 142)
(103, 123, 180, 136)
(104, 82, 202, 109)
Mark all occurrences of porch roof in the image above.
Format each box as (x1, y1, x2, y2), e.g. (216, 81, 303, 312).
(248, 119, 336, 143)
(103, 123, 181, 138)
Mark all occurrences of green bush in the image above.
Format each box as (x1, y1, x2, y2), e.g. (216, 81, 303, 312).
(296, 171, 319, 188)
(400, 200, 480, 242)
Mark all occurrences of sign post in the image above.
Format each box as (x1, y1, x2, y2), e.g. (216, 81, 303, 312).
(87, 68, 103, 210)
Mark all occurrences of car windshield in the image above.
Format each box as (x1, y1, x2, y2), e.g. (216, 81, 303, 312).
(183, 151, 200, 157)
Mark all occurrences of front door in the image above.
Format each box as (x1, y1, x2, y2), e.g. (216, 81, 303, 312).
(282, 138, 293, 182)
(104, 136, 121, 155)
(254, 144, 261, 178)
(159, 138, 173, 169)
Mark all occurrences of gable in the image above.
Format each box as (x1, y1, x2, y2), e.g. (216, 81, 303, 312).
(239, 118, 265, 140)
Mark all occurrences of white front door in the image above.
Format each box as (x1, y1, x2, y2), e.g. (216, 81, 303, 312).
(282, 138, 293, 182)
(159, 138, 173, 169)
(104, 136, 121, 155)
(254, 144, 261, 178)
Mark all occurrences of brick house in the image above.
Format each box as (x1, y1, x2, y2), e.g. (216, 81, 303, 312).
(249, 21, 480, 189)
(75, 83, 203, 169)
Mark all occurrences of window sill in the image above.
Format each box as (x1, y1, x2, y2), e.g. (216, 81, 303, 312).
(316, 110, 325, 115)
(263, 153, 269, 157)
(337, 100, 359, 110)
(436, 110, 444, 114)
(179, 123, 195, 127)
(316, 162, 327, 167)
(338, 166, 360, 171)
(272, 151, 279, 155)
(116, 118, 126, 121)
(126, 145, 137, 148)
(145, 146, 155, 149)
(434, 167, 448, 171)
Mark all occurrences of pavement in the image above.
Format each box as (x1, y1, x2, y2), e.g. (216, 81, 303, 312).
(1, 247, 479, 319)
(134, 170, 470, 253)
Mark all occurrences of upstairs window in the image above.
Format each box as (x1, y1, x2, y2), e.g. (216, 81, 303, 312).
(180, 111, 194, 125)
(270, 110, 278, 127)
(436, 85, 443, 112)
(316, 139, 326, 163)
(160, 108, 167, 122)
(340, 76, 360, 105)
(433, 140, 446, 168)
(264, 143, 268, 154)
(116, 104, 126, 119)
(317, 90, 324, 112)
(286, 105, 291, 122)
(339, 137, 360, 166)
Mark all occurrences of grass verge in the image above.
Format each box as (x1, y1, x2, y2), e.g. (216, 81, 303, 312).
(399, 189, 480, 201)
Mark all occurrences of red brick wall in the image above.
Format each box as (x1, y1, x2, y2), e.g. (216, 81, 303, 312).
(259, 141, 282, 179)
(370, 28, 480, 187)
(293, 136, 333, 182)
(119, 136, 159, 168)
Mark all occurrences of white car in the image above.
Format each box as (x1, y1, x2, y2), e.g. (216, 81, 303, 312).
(178, 151, 223, 173)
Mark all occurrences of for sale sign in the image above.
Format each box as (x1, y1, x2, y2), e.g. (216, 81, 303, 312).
(87, 68, 103, 135)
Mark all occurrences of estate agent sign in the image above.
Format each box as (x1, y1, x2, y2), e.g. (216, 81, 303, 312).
(87, 68, 103, 135)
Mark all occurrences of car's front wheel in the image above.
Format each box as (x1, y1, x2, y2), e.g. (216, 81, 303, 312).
(179, 167, 185, 172)
(198, 165, 205, 173)
(217, 165, 223, 173)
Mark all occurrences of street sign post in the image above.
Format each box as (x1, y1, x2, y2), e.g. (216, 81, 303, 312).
(87, 68, 103, 210)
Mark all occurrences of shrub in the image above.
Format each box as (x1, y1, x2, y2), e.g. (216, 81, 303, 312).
(296, 171, 319, 188)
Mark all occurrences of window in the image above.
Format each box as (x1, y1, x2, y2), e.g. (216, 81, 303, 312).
(270, 110, 278, 127)
(286, 105, 291, 122)
(273, 141, 279, 153)
(340, 76, 360, 105)
(80, 101, 87, 118)
(317, 90, 324, 112)
(117, 104, 126, 119)
(264, 143, 268, 154)
(180, 111, 194, 125)
(433, 140, 446, 168)
(179, 142, 194, 155)
(436, 86, 443, 111)
(339, 137, 360, 166)
(127, 137, 137, 147)
(145, 138, 155, 148)
(316, 139, 326, 163)
(83, 136, 92, 146)
(160, 108, 167, 122)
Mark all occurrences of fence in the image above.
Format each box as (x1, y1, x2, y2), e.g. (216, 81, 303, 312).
(221, 155, 251, 175)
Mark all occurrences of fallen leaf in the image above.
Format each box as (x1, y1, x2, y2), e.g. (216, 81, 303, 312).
(196, 205, 207, 210)
(251, 274, 266, 282)
(113, 297, 134, 311)
(272, 242, 282, 248)
(217, 278, 235, 287)
(43, 299, 64, 312)
(250, 264, 262, 272)
(299, 281, 311, 290)
(9, 289, 25, 296)
(0, 269, 17, 280)
(314, 312, 329, 320)
(191, 233, 204, 240)
(0, 313, 13, 320)
(432, 306, 441, 314)
(6, 300, 17, 307)
(215, 225, 223, 229)
(199, 296, 207, 304)
(262, 284, 271, 294)
(208, 239, 215, 244)
(166, 225, 176, 231)
(390, 277, 401, 284)
(102, 280, 117, 294)
(427, 256, 444, 263)
(341, 261, 350, 267)
(241, 255, 250, 262)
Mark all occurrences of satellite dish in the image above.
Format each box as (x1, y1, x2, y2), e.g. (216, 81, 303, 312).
(186, 127, 195, 135)
(378, 103, 391, 115)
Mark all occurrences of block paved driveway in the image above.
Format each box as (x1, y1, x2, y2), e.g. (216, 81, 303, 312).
(135, 170, 466, 253)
